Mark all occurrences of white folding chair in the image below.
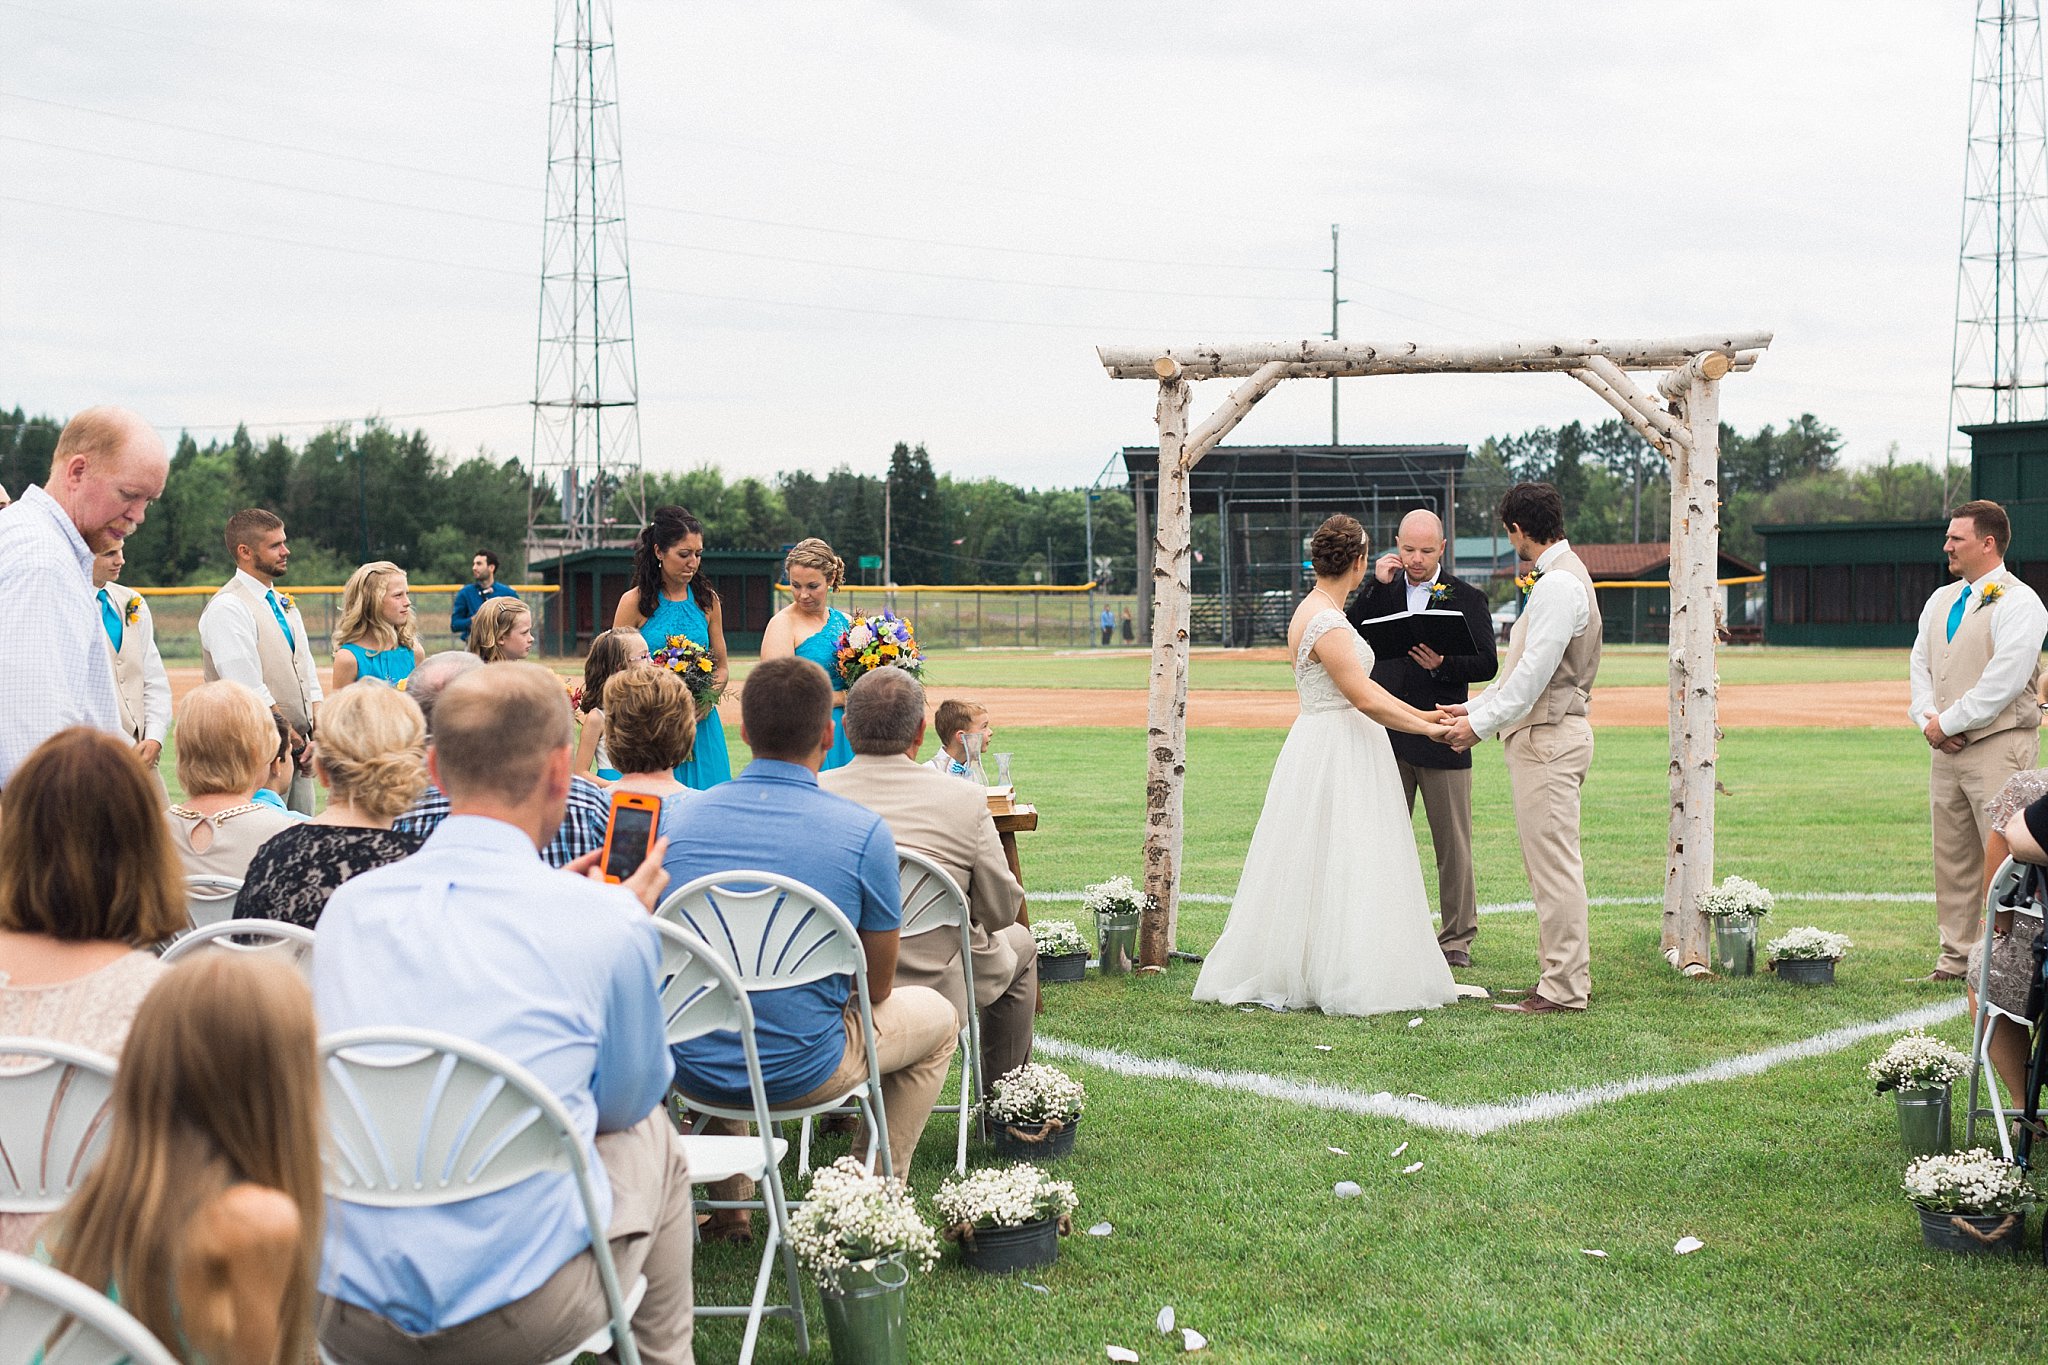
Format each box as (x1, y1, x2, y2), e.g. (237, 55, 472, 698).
(316, 1028, 646, 1365)
(1965, 856, 2045, 1158)
(158, 919, 315, 977)
(656, 871, 893, 1177)
(650, 920, 807, 1364)
(181, 875, 244, 931)
(897, 851, 980, 1175)
(0, 1039, 118, 1217)
(0, 1251, 180, 1365)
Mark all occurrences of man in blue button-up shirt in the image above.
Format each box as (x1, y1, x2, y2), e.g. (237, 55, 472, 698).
(450, 549, 520, 641)
(315, 663, 693, 1365)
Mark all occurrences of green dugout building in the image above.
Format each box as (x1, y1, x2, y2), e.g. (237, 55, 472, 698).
(1757, 419, 2048, 646)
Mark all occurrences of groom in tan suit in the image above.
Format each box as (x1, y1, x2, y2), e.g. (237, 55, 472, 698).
(1909, 500, 2047, 981)
(1445, 482, 1601, 1013)
(821, 667, 1036, 1084)
(198, 508, 323, 813)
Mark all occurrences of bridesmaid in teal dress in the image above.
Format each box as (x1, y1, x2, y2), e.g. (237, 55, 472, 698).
(331, 561, 424, 689)
(615, 506, 734, 788)
(760, 537, 855, 771)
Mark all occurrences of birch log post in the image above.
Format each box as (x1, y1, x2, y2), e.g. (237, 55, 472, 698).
(1140, 367, 1193, 967)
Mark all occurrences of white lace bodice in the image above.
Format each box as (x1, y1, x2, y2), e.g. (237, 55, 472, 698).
(1294, 608, 1372, 715)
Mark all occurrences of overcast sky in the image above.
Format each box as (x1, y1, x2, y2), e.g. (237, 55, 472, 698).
(0, 1, 1993, 489)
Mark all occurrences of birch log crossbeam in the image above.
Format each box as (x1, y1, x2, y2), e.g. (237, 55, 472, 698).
(1100, 329, 1774, 974)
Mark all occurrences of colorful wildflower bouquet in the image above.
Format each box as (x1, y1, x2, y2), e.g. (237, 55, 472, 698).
(651, 633, 723, 716)
(835, 610, 926, 683)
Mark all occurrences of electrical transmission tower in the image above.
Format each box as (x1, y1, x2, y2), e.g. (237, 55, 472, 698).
(528, 0, 644, 554)
(1949, 0, 2048, 497)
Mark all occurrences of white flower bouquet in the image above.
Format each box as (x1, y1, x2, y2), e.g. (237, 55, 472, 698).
(1698, 874, 1774, 919)
(984, 1062, 1085, 1127)
(1902, 1147, 2036, 1215)
(1867, 1029, 1970, 1093)
(1081, 875, 1153, 920)
(935, 1162, 1079, 1234)
(785, 1156, 940, 1291)
(1766, 926, 1852, 962)
(1030, 919, 1088, 958)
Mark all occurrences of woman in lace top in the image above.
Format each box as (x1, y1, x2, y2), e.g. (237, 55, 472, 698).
(240, 682, 429, 930)
(0, 728, 186, 1254)
(1972, 764, 2048, 1102)
(165, 681, 299, 883)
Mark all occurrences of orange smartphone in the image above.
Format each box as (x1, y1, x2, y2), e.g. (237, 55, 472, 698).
(599, 790, 662, 884)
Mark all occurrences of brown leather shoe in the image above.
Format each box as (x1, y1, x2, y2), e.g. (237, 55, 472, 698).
(1441, 949, 1472, 968)
(1493, 993, 1584, 1015)
(1921, 970, 1965, 984)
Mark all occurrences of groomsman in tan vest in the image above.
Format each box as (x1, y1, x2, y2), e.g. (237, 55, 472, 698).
(1444, 482, 1602, 1014)
(91, 544, 171, 799)
(1908, 500, 2047, 981)
(199, 508, 323, 813)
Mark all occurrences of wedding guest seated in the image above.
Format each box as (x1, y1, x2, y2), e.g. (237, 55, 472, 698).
(926, 697, 992, 777)
(393, 650, 611, 868)
(165, 681, 300, 882)
(823, 667, 1034, 1087)
(48, 953, 322, 1365)
(239, 683, 429, 929)
(315, 662, 692, 1365)
(666, 656, 957, 1230)
(252, 711, 310, 822)
(574, 626, 652, 780)
(0, 728, 179, 1255)
(602, 666, 696, 841)
(1980, 775, 2048, 1103)
(466, 596, 535, 663)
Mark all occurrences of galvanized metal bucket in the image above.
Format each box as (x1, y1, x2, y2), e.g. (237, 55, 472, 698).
(1916, 1205, 2024, 1254)
(1039, 951, 1088, 984)
(1713, 918, 1757, 976)
(1772, 957, 1836, 984)
(958, 1216, 1061, 1274)
(819, 1255, 911, 1365)
(1895, 1086, 1952, 1159)
(1096, 912, 1140, 975)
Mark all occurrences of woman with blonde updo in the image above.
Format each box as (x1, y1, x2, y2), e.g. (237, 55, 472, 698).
(237, 682, 428, 929)
(760, 536, 855, 770)
(166, 680, 301, 882)
(332, 560, 424, 688)
(466, 596, 534, 662)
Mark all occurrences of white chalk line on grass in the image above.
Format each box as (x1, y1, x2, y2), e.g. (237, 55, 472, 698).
(1032, 889, 1937, 915)
(1034, 998, 1967, 1138)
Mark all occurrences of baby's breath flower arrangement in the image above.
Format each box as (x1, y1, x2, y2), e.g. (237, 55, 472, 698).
(984, 1062, 1085, 1128)
(1867, 1029, 1970, 1093)
(785, 1157, 940, 1292)
(1698, 874, 1774, 920)
(1030, 919, 1088, 958)
(1766, 926, 1853, 962)
(1902, 1148, 2036, 1215)
(935, 1162, 1079, 1236)
(1081, 875, 1153, 919)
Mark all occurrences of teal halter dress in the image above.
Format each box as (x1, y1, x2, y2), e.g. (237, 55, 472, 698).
(338, 641, 417, 686)
(637, 589, 733, 788)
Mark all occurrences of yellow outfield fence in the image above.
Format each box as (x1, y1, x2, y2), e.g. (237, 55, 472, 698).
(133, 583, 561, 597)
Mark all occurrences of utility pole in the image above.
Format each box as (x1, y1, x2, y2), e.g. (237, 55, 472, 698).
(882, 474, 893, 589)
(1325, 223, 1345, 444)
(353, 430, 369, 563)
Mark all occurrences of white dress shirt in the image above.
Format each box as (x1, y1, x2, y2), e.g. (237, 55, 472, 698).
(119, 595, 173, 744)
(198, 568, 324, 709)
(1907, 562, 2048, 735)
(1466, 540, 1590, 741)
(1404, 568, 1442, 616)
(0, 486, 123, 789)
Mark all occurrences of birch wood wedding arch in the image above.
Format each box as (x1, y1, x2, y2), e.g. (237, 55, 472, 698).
(1097, 332, 1774, 974)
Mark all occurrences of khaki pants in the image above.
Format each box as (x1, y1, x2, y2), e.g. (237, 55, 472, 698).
(897, 921, 1037, 1086)
(318, 1107, 695, 1365)
(700, 985, 957, 1197)
(286, 770, 317, 816)
(1931, 727, 2039, 975)
(1398, 760, 1478, 955)
(1503, 717, 1594, 1010)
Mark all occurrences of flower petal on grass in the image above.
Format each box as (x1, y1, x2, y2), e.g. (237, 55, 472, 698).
(1580, 1249, 1608, 1258)
(1390, 1142, 1409, 1158)
(1157, 1305, 1176, 1333)
(1182, 1328, 1210, 1351)
(1333, 1180, 1363, 1199)
(1108, 1347, 1140, 1363)
(1407, 1017, 1423, 1028)
(1326, 1146, 1349, 1156)
(1673, 1236, 1704, 1255)
(1402, 1162, 1425, 1175)
(1022, 1280, 1051, 1294)
(1087, 1221, 1114, 1236)
(1314, 1044, 1333, 1052)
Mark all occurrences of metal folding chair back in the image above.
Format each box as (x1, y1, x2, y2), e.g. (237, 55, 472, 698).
(318, 1027, 643, 1365)
(0, 1039, 118, 1215)
(897, 850, 981, 1174)
(0, 1251, 181, 1365)
(1965, 856, 2046, 1158)
(158, 919, 315, 977)
(182, 875, 244, 931)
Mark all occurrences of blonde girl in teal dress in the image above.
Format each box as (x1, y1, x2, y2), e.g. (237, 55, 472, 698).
(614, 505, 734, 788)
(331, 561, 424, 689)
(759, 537, 855, 771)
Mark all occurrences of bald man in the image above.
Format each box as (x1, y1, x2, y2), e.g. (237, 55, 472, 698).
(0, 406, 169, 790)
(1346, 509, 1498, 967)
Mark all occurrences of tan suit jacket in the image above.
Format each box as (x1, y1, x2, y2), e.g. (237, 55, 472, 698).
(821, 753, 1025, 1019)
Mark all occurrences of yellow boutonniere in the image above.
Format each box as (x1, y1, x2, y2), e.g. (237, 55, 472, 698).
(1515, 568, 1544, 595)
(123, 596, 142, 627)
(1428, 582, 1453, 606)
(1977, 582, 2005, 611)
(275, 591, 295, 613)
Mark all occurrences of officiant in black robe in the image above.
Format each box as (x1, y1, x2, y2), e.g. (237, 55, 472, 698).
(1346, 510, 1498, 967)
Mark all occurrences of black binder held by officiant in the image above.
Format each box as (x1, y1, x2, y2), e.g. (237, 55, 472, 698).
(1352, 608, 1485, 661)
(1345, 569, 1498, 772)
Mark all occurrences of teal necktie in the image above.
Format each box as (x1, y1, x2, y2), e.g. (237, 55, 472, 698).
(98, 589, 124, 651)
(1946, 584, 1971, 643)
(266, 589, 296, 651)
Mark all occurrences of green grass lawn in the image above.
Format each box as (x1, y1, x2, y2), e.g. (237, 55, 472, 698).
(688, 725, 2048, 1362)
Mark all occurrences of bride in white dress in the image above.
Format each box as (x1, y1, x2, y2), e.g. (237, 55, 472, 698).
(1193, 514, 1462, 1017)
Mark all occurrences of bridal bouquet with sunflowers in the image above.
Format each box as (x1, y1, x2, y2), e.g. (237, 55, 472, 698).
(834, 610, 926, 683)
(651, 633, 723, 716)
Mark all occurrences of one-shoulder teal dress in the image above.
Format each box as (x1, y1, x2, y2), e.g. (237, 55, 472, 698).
(794, 607, 855, 772)
(637, 589, 733, 788)
(338, 641, 417, 686)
